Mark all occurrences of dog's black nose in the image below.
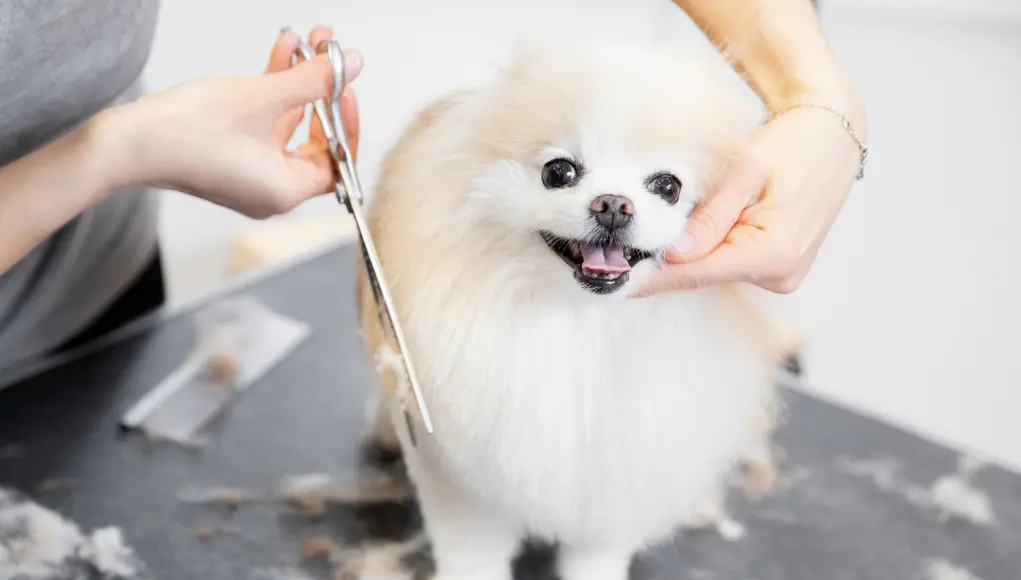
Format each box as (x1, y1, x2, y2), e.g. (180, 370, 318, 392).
(589, 194, 634, 230)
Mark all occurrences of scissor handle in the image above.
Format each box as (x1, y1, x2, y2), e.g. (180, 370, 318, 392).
(292, 37, 360, 202)
(290, 39, 347, 140)
(316, 39, 346, 101)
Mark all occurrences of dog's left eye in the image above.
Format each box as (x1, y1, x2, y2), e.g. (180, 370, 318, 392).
(541, 159, 581, 190)
(646, 173, 682, 205)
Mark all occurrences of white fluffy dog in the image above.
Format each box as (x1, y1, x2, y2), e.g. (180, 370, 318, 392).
(356, 39, 796, 580)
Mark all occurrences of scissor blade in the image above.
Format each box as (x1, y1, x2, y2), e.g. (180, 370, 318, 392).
(337, 166, 435, 436)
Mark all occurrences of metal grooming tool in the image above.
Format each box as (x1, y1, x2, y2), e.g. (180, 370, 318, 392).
(292, 36, 434, 442)
(120, 296, 312, 446)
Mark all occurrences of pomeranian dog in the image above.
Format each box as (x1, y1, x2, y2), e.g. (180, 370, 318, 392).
(355, 39, 797, 580)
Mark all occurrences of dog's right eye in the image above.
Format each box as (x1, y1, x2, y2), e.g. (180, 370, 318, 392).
(541, 159, 580, 190)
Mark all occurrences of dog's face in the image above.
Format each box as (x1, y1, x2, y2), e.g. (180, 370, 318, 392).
(454, 42, 762, 297)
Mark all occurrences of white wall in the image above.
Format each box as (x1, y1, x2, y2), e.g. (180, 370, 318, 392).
(796, 7, 1021, 471)
(149, 2, 1021, 471)
(822, 0, 1021, 23)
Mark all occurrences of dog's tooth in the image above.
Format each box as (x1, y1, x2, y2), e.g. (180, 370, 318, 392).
(584, 270, 623, 282)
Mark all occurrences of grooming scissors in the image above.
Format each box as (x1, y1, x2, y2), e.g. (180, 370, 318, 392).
(292, 37, 434, 441)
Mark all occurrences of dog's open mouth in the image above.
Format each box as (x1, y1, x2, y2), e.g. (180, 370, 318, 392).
(540, 231, 654, 294)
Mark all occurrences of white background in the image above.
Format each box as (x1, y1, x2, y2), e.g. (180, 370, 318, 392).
(146, 1, 1021, 471)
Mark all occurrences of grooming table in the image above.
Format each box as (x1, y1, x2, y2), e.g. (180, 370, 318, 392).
(1, 243, 1018, 580)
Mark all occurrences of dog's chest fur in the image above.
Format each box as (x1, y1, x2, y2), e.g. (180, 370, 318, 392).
(404, 284, 772, 547)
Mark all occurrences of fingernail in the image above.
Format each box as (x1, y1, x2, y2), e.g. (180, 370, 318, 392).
(344, 49, 364, 78)
(280, 26, 295, 36)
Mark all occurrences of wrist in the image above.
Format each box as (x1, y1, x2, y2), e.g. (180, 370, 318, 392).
(748, 36, 867, 141)
(83, 104, 146, 193)
(764, 68, 868, 142)
(34, 112, 126, 210)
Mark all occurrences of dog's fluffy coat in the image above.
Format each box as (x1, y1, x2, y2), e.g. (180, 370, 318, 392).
(356, 40, 796, 580)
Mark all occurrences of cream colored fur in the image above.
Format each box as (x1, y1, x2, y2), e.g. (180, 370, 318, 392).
(355, 39, 797, 580)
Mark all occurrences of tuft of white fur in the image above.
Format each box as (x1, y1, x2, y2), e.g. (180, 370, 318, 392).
(926, 560, 986, 580)
(0, 488, 144, 580)
(356, 39, 791, 580)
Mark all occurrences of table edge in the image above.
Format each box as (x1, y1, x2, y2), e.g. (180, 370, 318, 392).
(0, 239, 355, 392)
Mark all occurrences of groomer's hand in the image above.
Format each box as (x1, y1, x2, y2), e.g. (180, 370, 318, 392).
(634, 105, 865, 296)
(97, 26, 362, 218)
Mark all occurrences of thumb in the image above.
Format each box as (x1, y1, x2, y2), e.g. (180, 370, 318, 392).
(632, 240, 757, 297)
(666, 158, 767, 264)
(266, 49, 364, 111)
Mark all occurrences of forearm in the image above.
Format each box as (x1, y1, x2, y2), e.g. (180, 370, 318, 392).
(674, 0, 866, 134)
(0, 117, 123, 273)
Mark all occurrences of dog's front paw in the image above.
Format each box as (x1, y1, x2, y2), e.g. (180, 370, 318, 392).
(432, 568, 512, 580)
(433, 574, 507, 580)
(429, 548, 514, 580)
(558, 547, 634, 580)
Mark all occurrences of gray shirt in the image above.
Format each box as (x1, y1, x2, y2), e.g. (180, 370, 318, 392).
(0, 0, 161, 373)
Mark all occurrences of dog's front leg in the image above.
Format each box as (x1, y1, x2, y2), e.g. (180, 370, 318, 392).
(411, 465, 520, 580)
(558, 545, 635, 580)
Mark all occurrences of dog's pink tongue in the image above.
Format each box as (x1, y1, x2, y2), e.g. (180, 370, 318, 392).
(580, 244, 631, 273)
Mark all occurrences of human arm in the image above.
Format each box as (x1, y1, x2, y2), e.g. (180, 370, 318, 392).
(635, 0, 867, 295)
(677, 0, 864, 123)
(0, 27, 360, 274)
(0, 120, 116, 273)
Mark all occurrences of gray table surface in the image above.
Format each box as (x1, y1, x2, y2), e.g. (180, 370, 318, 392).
(0, 244, 1018, 580)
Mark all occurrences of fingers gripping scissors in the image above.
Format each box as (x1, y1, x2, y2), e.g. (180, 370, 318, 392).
(292, 38, 434, 442)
